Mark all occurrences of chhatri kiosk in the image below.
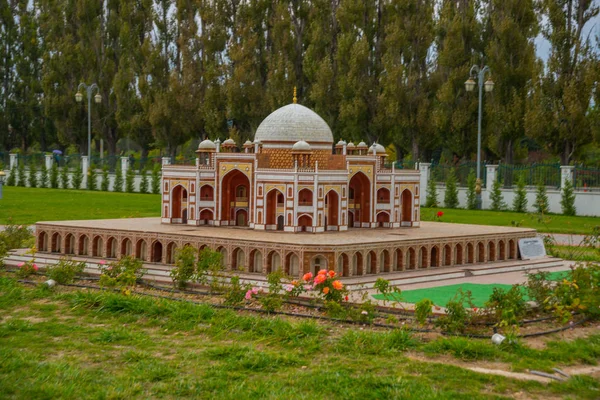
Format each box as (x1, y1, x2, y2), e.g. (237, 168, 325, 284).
(161, 98, 421, 232)
(34, 96, 535, 279)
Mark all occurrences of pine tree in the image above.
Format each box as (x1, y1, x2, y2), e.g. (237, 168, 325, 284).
(151, 164, 161, 194)
(50, 163, 59, 189)
(534, 180, 549, 214)
(6, 165, 16, 186)
(425, 173, 439, 208)
(17, 162, 26, 187)
(490, 178, 506, 211)
(59, 167, 69, 189)
(139, 168, 149, 194)
(72, 166, 83, 189)
(88, 165, 97, 191)
(113, 164, 123, 192)
(126, 167, 135, 193)
(444, 168, 459, 208)
(466, 169, 477, 210)
(40, 163, 48, 188)
(28, 162, 38, 188)
(101, 165, 109, 191)
(560, 179, 576, 216)
(512, 173, 528, 213)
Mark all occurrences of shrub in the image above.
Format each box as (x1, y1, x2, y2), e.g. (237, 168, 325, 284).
(40, 163, 49, 188)
(5, 165, 16, 186)
(88, 166, 97, 190)
(15, 259, 39, 278)
(47, 259, 86, 284)
(436, 290, 473, 333)
(444, 168, 459, 208)
(512, 173, 528, 213)
(59, 166, 70, 189)
(196, 247, 223, 285)
(485, 285, 527, 327)
(113, 164, 123, 192)
(17, 162, 26, 186)
(414, 298, 434, 326)
(170, 245, 197, 289)
(534, 180, 549, 214)
(101, 165, 110, 191)
(525, 271, 553, 306)
(151, 164, 161, 194)
(0, 222, 34, 249)
(304, 269, 347, 303)
(139, 169, 149, 194)
(99, 256, 145, 295)
(50, 163, 59, 188)
(560, 179, 576, 216)
(72, 166, 83, 189)
(28, 162, 38, 188)
(125, 167, 135, 193)
(545, 264, 600, 323)
(425, 173, 438, 208)
(224, 276, 250, 305)
(466, 169, 477, 210)
(490, 177, 506, 211)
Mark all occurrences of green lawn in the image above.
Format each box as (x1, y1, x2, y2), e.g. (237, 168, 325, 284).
(2, 277, 599, 399)
(0, 186, 160, 224)
(421, 207, 600, 235)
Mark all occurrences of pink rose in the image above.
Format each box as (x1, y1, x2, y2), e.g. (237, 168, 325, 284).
(251, 287, 259, 295)
(245, 290, 253, 300)
(18, 262, 25, 268)
(99, 260, 107, 265)
(32, 264, 39, 271)
(303, 285, 312, 291)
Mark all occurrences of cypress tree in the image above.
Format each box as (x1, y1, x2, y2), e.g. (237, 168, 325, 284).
(17, 162, 26, 187)
(151, 164, 161, 194)
(534, 180, 549, 214)
(101, 165, 109, 191)
(88, 165, 97, 191)
(560, 179, 576, 216)
(466, 169, 477, 210)
(6, 165, 16, 186)
(490, 178, 506, 211)
(40, 163, 48, 188)
(59, 167, 69, 189)
(50, 163, 59, 189)
(425, 173, 439, 208)
(72, 166, 83, 189)
(114, 164, 123, 192)
(28, 162, 38, 188)
(444, 168, 459, 208)
(512, 173, 528, 213)
(126, 167, 135, 193)
(140, 168, 149, 194)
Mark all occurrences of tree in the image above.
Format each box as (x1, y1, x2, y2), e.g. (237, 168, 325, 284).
(40, 163, 48, 188)
(151, 164, 161, 194)
(16, 162, 26, 187)
(444, 168, 459, 208)
(59, 166, 69, 189)
(101, 165, 109, 191)
(113, 164, 123, 192)
(490, 177, 506, 211)
(28, 162, 38, 188)
(525, 0, 599, 164)
(88, 165, 97, 191)
(72, 166, 83, 190)
(466, 169, 477, 210)
(139, 168, 149, 194)
(5, 165, 16, 186)
(512, 173, 528, 213)
(534, 180, 549, 214)
(125, 167, 135, 193)
(425, 172, 439, 207)
(560, 179, 576, 216)
(49, 163, 59, 189)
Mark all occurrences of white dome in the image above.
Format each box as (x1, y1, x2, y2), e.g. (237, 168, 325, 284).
(292, 140, 311, 151)
(336, 139, 347, 147)
(347, 142, 355, 148)
(370, 143, 386, 154)
(357, 141, 368, 149)
(243, 140, 253, 147)
(254, 103, 333, 145)
(223, 138, 236, 146)
(198, 139, 216, 150)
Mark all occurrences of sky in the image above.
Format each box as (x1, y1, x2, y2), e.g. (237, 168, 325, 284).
(535, 11, 600, 62)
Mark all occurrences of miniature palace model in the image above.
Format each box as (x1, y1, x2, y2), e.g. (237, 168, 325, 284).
(34, 97, 537, 279)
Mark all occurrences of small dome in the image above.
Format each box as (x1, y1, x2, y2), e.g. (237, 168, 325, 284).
(292, 140, 311, 152)
(336, 139, 347, 147)
(243, 140, 253, 147)
(198, 139, 216, 150)
(254, 103, 333, 146)
(357, 141, 368, 149)
(223, 138, 236, 146)
(370, 143, 386, 154)
(347, 142, 355, 148)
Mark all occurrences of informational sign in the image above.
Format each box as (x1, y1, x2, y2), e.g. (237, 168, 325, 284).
(518, 237, 546, 260)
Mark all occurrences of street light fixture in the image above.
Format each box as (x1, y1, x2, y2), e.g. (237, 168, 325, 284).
(465, 65, 494, 209)
(0, 170, 5, 200)
(75, 83, 101, 159)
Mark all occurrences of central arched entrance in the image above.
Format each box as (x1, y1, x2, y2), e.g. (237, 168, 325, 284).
(401, 189, 413, 226)
(220, 169, 250, 226)
(325, 190, 339, 230)
(349, 172, 371, 226)
(171, 185, 188, 224)
(266, 189, 284, 230)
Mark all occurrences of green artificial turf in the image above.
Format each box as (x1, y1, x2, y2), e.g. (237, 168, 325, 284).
(421, 207, 600, 235)
(0, 186, 160, 224)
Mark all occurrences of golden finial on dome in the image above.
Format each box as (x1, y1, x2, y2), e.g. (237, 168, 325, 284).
(293, 86, 297, 104)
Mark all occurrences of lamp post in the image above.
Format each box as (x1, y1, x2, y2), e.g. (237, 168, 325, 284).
(75, 83, 102, 159)
(465, 65, 494, 209)
(0, 170, 5, 199)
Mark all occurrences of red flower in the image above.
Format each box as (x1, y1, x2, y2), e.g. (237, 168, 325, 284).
(302, 272, 313, 282)
(345, 296, 349, 302)
(437, 211, 444, 218)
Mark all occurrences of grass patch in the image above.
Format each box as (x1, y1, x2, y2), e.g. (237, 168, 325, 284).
(2, 277, 600, 399)
(421, 207, 600, 235)
(549, 245, 600, 262)
(0, 186, 159, 224)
